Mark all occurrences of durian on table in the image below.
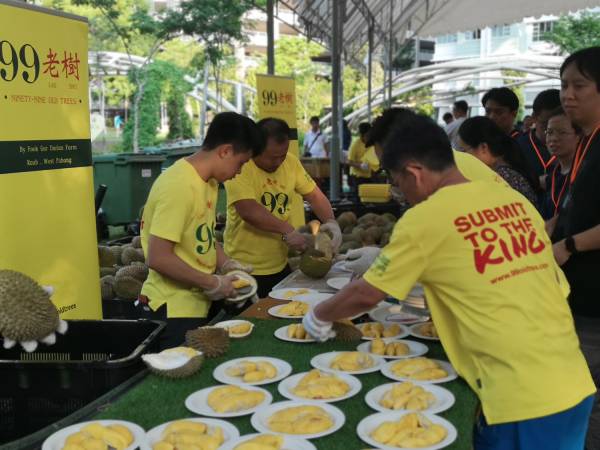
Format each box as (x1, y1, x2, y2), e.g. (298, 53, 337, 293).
(61, 422, 134, 450)
(186, 326, 230, 357)
(225, 360, 278, 383)
(267, 405, 334, 434)
(207, 385, 266, 413)
(418, 322, 438, 338)
(379, 382, 436, 411)
(152, 420, 224, 450)
(371, 339, 410, 356)
(370, 412, 447, 448)
(390, 357, 448, 381)
(277, 301, 309, 317)
(299, 220, 333, 279)
(287, 324, 311, 340)
(234, 434, 284, 450)
(361, 322, 402, 339)
(292, 369, 351, 400)
(0, 270, 68, 352)
(330, 352, 374, 371)
(142, 346, 203, 378)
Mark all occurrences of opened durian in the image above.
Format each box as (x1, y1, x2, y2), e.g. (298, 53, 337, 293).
(0, 270, 68, 352)
(185, 326, 230, 357)
(299, 221, 333, 279)
(142, 346, 203, 378)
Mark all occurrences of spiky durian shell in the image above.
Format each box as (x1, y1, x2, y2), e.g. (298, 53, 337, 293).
(113, 275, 142, 300)
(121, 247, 145, 266)
(185, 327, 230, 357)
(101, 275, 116, 301)
(116, 264, 148, 282)
(333, 321, 362, 342)
(146, 355, 204, 378)
(98, 245, 117, 267)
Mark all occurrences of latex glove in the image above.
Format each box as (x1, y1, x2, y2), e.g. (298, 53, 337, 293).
(204, 274, 237, 301)
(2, 286, 69, 353)
(283, 230, 307, 252)
(302, 308, 336, 342)
(220, 258, 253, 274)
(344, 246, 381, 276)
(320, 220, 342, 253)
(359, 162, 369, 171)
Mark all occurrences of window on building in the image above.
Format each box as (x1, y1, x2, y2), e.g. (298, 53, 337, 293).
(437, 33, 458, 44)
(491, 25, 511, 37)
(464, 29, 481, 40)
(532, 21, 555, 41)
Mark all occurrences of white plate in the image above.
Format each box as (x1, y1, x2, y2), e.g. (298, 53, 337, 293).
(381, 359, 458, 384)
(295, 292, 333, 303)
(269, 288, 319, 301)
(42, 420, 145, 450)
(310, 351, 386, 375)
(268, 302, 309, 319)
(220, 433, 317, 450)
(409, 322, 441, 341)
(143, 418, 239, 450)
(250, 400, 345, 440)
(356, 322, 410, 341)
(364, 382, 456, 414)
(213, 319, 254, 338)
(357, 411, 458, 450)
(185, 385, 273, 418)
(214, 356, 293, 386)
(369, 303, 428, 325)
(356, 338, 429, 359)
(274, 325, 316, 343)
(277, 371, 362, 403)
(326, 277, 351, 290)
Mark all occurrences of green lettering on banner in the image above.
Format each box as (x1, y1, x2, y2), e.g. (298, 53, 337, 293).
(0, 139, 91, 174)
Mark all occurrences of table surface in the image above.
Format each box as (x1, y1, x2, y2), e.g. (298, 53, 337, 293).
(95, 306, 478, 450)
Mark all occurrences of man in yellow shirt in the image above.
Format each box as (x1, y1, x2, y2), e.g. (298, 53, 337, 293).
(304, 113, 595, 449)
(347, 122, 380, 197)
(225, 118, 341, 297)
(139, 112, 263, 349)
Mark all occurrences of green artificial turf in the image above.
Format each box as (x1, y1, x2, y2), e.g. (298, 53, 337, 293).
(96, 318, 478, 449)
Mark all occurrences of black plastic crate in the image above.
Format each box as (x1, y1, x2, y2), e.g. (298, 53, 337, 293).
(0, 319, 164, 444)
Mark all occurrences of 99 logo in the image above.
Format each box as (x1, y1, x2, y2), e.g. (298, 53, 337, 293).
(196, 222, 217, 255)
(261, 192, 289, 215)
(0, 40, 40, 83)
(261, 89, 278, 106)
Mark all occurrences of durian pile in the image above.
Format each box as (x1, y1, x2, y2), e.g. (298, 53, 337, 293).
(61, 422, 134, 450)
(207, 385, 266, 414)
(267, 405, 334, 435)
(330, 352, 374, 372)
(225, 360, 278, 383)
(233, 435, 284, 450)
(152, 420, 224, 450)
(360, 322, 403, 339)
(277, 301, 309, 317)
(291, 370, 351, 400)
(98, 236, 148, 301)
(379, 382, 437, 411)
(390, 358, 448, 381)
(371, 339, 410, 357)
(370, 412, 448, 448)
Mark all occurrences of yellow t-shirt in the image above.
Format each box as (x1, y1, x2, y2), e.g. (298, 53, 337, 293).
(454, 150, 505, 184)
(140, 159, 218, 318)
(348, 138, 368, 177)
(364, 180, 595, 425)
(224, 153, 316, 275)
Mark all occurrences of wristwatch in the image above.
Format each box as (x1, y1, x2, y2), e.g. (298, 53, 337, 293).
(565, 236, 578, 255)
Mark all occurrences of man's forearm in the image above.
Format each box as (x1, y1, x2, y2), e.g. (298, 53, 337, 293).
(573, 223, 600, 252)
(314, 279, 386, 321)
(304, 188, 334, 222)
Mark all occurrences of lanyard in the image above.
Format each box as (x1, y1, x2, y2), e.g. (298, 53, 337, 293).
(528, 131, 555, 172)
(570, 126, 600, 185)
(551, 164, 569, 215)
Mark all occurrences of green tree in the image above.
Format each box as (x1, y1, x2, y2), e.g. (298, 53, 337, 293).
(545, 11, 600, 53)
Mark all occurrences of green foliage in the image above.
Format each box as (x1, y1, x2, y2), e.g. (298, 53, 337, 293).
(545, 12, 600, 53)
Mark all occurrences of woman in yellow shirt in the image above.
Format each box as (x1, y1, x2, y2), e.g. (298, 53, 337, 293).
(347, 122, 380, 196)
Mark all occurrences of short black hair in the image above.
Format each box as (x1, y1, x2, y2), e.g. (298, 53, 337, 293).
(453, 100, 468, 113)
(257, 117, 291, 144)
(547, 106, 583, 135)
(560, 46, 600, 91)
(309, 116, 320, 123)
(366, 107, 416, 147)
(358, 122, 371, 136)
(482, 87, 519, 112)
(203, 112, 263, 156)
(381, 113, 455, 173)
(532, 89, 561, 115)
(443, 112, 454, 121)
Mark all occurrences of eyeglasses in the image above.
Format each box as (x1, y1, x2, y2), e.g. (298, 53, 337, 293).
(545, 129, 575, 137)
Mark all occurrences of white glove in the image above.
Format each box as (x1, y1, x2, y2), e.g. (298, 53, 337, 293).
(204, 275, 237, 301)
(320, 220, 342, 253)
(2, 286, 69, 353)
(302, 308, 335, 342)
(344, 246, 381, 276)
(220, 259, 253, 274)
(360, 162, 369, 171)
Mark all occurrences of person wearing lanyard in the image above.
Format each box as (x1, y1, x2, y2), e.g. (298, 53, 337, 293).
(303, 113, 595, 450)
(482, 87, 522, 138)
(542, 107, 581, 219)
(549, 46, 600, 450)
(515, 90, 561, 188)
(139, 112, 263, 349)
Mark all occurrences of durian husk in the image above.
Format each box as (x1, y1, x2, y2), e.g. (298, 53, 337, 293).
(100, 266, 118, 277)
(147, 355, 204, 379)
(121, 247, 145, 265)
(113, 275, 142, 300)
(0, 270, 60, 341)
(333, 321, 362, 342)
(98, 245, 117, 267)
(116, 264, 149, 282)
(131, 235, 142, 249)
(101, 275, 116, 301)
(185, 327, 230, 357)
(109, 245, 123, 265)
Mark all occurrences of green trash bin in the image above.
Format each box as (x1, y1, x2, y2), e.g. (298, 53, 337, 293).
(93, 152, 165, 226)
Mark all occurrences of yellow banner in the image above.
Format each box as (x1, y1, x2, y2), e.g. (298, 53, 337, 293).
(256, 74, 304, 226)
(0, 1, 101, 319)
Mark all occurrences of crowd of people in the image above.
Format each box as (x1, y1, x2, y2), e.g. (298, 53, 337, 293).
(135, 46, 600, 450)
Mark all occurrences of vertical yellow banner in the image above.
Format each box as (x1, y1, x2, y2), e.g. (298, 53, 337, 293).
(0, 1, 101, 318)
(255, 74, 305, 226)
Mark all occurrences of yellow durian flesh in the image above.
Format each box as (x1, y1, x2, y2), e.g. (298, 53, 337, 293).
(267, 405, 333, 434)
(292, 370, 350, 399)
(234, 435, 284, 450)
(370, 413, 447, 448)
(207, 385, 265, 413)
(330, 352, 374, 371)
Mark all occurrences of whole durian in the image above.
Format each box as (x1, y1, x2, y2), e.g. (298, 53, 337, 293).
(185, 327, 230, 358)
(142, 346, 204, 378)
(109, 245, 123, 265)
(121, 247, 145, 265)
(113, 275, 142, 300)
(98, 245, 117, 267)
(116, 264, 148, 282)
(131, 235, 142, 249)
(100, 266, 118, 277)
(0, 270, 67, 351)
(333, 321, 362, 342)
(100, 275, 116, 301)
